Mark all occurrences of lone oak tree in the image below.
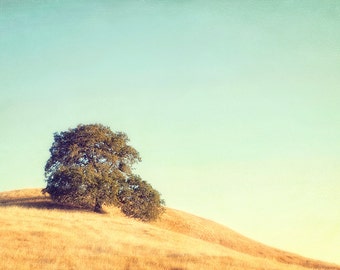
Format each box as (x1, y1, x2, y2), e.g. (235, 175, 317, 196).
(43, 124, 164, 220)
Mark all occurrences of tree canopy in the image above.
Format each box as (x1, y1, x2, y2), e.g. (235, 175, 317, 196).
(117, 175, 165, 221)
(43, 124, 164, 220)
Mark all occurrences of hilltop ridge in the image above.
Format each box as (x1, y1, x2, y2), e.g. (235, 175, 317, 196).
(0, 188, 339, 270)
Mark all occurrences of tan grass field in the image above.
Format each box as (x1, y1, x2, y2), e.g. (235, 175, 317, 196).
(0, 188, 339, 270)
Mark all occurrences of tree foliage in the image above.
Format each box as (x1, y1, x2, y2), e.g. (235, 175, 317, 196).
(43, 124, 164, 220)
(117, 175, 165, 221)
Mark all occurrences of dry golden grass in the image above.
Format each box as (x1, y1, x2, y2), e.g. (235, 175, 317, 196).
(0, 188, 339, 270)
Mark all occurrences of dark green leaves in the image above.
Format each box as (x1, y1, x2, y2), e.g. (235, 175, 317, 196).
(117, 175, 165, 221)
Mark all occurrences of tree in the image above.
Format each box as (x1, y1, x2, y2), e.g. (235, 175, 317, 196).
(43, 124, 164, 219)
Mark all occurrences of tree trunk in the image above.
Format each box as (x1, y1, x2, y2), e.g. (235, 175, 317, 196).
(94, 199, 104, 213)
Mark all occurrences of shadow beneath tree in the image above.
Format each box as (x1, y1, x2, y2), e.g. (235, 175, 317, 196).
(0, 195, 90, 212)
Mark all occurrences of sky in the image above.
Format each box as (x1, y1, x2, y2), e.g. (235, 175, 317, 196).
(1, 0, 340, 264)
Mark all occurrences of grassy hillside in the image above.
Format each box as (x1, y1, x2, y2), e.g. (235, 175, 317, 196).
(0, 189, 339, 270)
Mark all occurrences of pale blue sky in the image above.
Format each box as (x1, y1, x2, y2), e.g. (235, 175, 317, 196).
(1, 0, 340, 264)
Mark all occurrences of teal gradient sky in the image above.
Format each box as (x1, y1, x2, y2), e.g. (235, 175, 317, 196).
(1, 0, 340, 264)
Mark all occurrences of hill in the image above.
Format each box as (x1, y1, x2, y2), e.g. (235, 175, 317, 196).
(0, 188, 339, 270)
